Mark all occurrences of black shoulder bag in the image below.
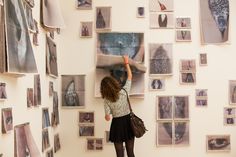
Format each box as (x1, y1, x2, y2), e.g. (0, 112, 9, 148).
(123, 89, 147, 138)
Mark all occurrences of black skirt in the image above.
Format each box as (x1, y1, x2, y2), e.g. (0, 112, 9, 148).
(109, 114, 134, 142)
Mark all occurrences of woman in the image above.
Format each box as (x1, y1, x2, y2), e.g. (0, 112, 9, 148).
(100, 55, 135, 157)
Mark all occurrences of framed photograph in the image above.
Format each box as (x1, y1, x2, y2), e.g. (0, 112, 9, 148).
(0, 83, 7, 100)
(196, 89, 207, 97)
(42, 108, 51, 129)
(25, 0, 35, 8)
(54, 133, 61, 153)
(175, 17, 191, 29)
(224, 117, 235, 125)
(79, 124, 94, 137)
(27, 88, 34, 107)
(95, 7, 111, 31)
(104, 131, 112, 144)
(199, 53, 207, 66)
(137, 7, 145, 18)
(174, 121, 189, 145)
(61, 75, 85, 108)
(46, 149, 53, 157)
(206, 135, 230, 152)
(87, 138, 103, 150)
(149, 0, 174, 12)
(157, 121, 173, 146)
(34, 74, 41, 106)
(49, 81, 53, 96)
(80, 22, 93, 38)
(76, 0, 92, 10)
(157, 96, 172, 120)
(149, 43, 173, 76)
(229, 80, 236, 105)
(22, 1, 36, 33)
(1, 108, 13, 133)
(42, 129, 50, 152)
(180, 72, 196, 84)
(180, 60, 196, 72)
(149, 78, 165, 90)
(176, 30, 191, 42)
(174, 96, 189, 119)
(46, 36, 58, 78)
(79, 111, 94, 124)
(52, 92, 60, 127)
(150, 13, 174, 29)
(196, 99, 207, 107)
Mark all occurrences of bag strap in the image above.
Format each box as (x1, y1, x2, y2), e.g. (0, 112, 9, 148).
(122, 88, 133, 113)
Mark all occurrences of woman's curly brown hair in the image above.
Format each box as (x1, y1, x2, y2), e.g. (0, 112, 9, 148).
(100, 76, 121, 102)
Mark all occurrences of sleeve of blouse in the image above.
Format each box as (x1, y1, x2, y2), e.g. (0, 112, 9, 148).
(122, 80, 132, 94)
(104, 100, 111, 115)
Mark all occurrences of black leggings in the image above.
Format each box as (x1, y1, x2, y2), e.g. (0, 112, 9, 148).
(114, 138, 135, 157)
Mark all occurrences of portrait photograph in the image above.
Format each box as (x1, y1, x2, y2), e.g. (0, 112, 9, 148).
(175, 17, 191, 29)
(54, 133, 61, 153)
(137, 7, 145, 18)
(149, 78, 165, 91)
(176, 30, 191, 42)
(149, 0, 174, 12)
(157, 96, 172, 120)
(42, 108, 51, 129)
(42, 129, 50, 152)
(80, 22, 92, 38)
(87, 138, 103, 150)
(79, 125, 94, 137)
(157, 121, 173, 146)
(206, 135, 231, 152)
(149, 43, 173, 76)
(34, 74, 41, 106)
(79, 111, 94, 124)
(0, 83, 7, 100)
(46, 36, 58, 77)
(196, 99, 207, 107)
(200, 0, 229, 44)
(1, 108, 13, 133)
(180, 60, 196, 72)
(199, 53, 207, 66)
(76, 0, 92, 10)
(174, 121, 189, 145)
(150, 13, 174, 29)
(95, 7, 111, 31)
(61, 75, 85, 108)
(180, 72, 196, 84)
(26, 88, 34, 107)
(229, 80, 236, 105)
(174, 96, 189, 119)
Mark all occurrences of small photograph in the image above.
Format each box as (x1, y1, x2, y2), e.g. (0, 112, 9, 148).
(206, 135, 231, 152)
(54, 133, 61, 153)
(46, 36, 58, 77)
(157, 96, 172, 119)
(174, 96, 189, 119)
(49, 81, 53, 96)
(224, 117, 235, 125)
(175, 17, 191, 29)
(174, 121, 189, 145)
(61, 75, 85, 108)
(1, 108, 13, 133)
(42, 129, 50, 152)
(80, 22, 93, 38)
(137, 7, 145, 18)
(95, 139, 103, 150)
(176, 30, 191, 42)
(180, 72, 196, 84)
(196, 99, 207, 107)
(180, 60, 196, 72)
(150, 13, 174, 29)
(46, 149, 54, 157)
(149, 0, 174, 12)
(34, 75, 41, 106)
(199, 53, 207, 66)
(149, 78, 165, 90)
(105, 131, 112, 144)
(79, 125, 94, 137)
(52, 92, 60, 127)
(79, 111, 94, 123)
(25, 0, 35, 8)
(0, 83, 7, 99)
(87, 138, 103, 150)
(229, 80, 236, 105)
(22, 1, 36, 32)
(157, 121, 173, 146)
(42, 108, 51, 129)
(76, 0, 92, 10)
(27, 88, 34, 107)
(95, 7, 111, 31)
(196, 89, 207, 97)
(224, 107, 235, 117)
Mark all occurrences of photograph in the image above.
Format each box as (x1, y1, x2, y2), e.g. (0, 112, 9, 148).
(76, 0, 92, 10)
(199, 53, 207, 66)
(180, 60, 196, 72)
(157, 96, 172, 120)
(42, 108, 51, 129)
(149, 43, 173, 75)
(137, 7, 145, 18)
(46, 36, 58, 77)
(79, 111, 94, 123)
(86, 138, 103, 150)
(196, 99, 207, 107)
(49, 81, 53, 96)
(149, 78, 165, 90)
(5, 0, 37, 74)
(224, 107, 235, 117)
(200, 0, 229, 44)
(196, 89, 207, 97)
(224, 117, 235, 125)
(1, 108, 13, 133)
(206, 135, 230, 152)
(42, 129, 50, 152)
(54, 133, 61, 153)
(27, 88, 34, 107)
(22, 1, 36, 32)
(79, 125, 94, 137)
(157, 121, 173, 146)
(174, 96, 189, 119)
(176, 30, 191, 42)
(95, 7, 111, 30)
(61, 75, 85, 108)
(46, 149, 54, 157)
(25, 0, 34, 7)
(149, 0, 174, 12)
(175, 17, 191, 29)
(80, 22, 92, 38)
(150, 13, 174, 29)
(180, 72, 196, 84)
(174, 121, 189, 145)
(0, 83, 7, 99)
(34, 74, 41, 106)
(229, 80, 236, 105)
(52, 92, 60, 126)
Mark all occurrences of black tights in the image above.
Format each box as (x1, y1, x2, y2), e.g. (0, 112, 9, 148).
(114, 138, 135, 157)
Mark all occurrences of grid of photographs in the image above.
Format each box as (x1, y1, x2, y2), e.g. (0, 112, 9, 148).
(195, 89, 208, 107)
(223, 107, 236, 125)
(95, 7, 111, 31)
(175, 17, 191, 42)
(78, 111, 95, 137)
(179, 59, 196, 84)
(86, 138, 103, 150)
(156, 96, 190, 146)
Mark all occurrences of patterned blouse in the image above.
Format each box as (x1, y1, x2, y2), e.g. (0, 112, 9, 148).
(104, 80, 131, 118)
